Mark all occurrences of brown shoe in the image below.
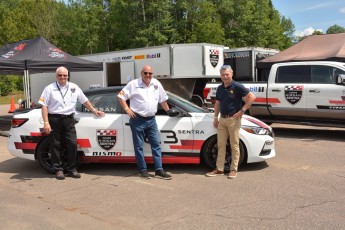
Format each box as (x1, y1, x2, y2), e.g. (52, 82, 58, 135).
(56, 171, 65, 180)
(227, 170, 237, 179)
(206, 169, 224, 177)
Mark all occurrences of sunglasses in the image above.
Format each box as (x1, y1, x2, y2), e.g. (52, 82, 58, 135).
(57, 74, 68, 77)
(143, 72, 153, 75)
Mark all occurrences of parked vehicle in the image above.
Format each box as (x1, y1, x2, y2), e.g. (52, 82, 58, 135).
(203, 61, 345, 127)
(30, 43, 225, 108)
(8, 87, 275, 173)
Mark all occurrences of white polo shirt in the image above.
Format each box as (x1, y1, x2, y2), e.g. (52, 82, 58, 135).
(118, 78, 168, 117)
(38, 81, 88, 115)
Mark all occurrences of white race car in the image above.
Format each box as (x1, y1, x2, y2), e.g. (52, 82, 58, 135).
(7, 86, 275, 173)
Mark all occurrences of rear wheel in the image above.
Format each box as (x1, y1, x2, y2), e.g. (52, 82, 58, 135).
(201, 135, 245, 172)
(36, 138, 55, 173)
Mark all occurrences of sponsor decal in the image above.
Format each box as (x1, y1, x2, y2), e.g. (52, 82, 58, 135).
(71, 87, 75, 93)
(1, 43, 27, 58)
(146, 53, 160, 59)
(97, 129, 117, 150)
(135, 55, 145, 60)
(250, 87, 265, 93)
(92, 152, 123, 156)
(316, 105, 345, 110)
(48, 48, 67, 60)
(209, 49, 219, 68)
(285, 85, 303, 105)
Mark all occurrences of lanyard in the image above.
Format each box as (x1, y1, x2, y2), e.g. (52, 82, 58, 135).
(56, 81, 69, 105)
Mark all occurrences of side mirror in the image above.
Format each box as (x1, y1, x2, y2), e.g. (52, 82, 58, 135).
(167, 108, 180, 117)
(336, 74, 345, 85)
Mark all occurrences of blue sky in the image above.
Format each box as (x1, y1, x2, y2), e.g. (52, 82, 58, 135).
(271, 0, 345, 36)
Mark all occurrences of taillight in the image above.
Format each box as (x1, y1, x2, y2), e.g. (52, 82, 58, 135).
(203, 88, 211, 99)
(11, 118, 29, 128)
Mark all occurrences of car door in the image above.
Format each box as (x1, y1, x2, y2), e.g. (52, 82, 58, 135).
(122, 102, 194, 158)
(307, 65, 345, 120)
(267, 65, 308, 118)
(74, 92, 125, 157)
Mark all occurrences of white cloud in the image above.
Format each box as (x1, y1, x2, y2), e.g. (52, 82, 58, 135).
(295, 27, 323, 37)
(340, 7, 345, 13)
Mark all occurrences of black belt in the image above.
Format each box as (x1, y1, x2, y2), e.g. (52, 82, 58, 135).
(221, 113, 236, 118)
(49, 113, 74, 118)
(134, 113, 154, 119)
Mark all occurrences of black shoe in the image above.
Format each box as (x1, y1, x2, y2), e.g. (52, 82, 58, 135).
(139, 170, 151, 179)
(66, 170, 81, 178)
(155, 170, 172, 180)
(56, 171, 65, 180)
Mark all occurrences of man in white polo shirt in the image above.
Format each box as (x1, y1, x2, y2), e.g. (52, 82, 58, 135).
(118, 65, 173, 180)
(39, 66, 104, 180)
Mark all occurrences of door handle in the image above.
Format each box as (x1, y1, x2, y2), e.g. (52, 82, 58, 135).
(125, 123, 130, 126)
(271, 89, 281, 92)
(309, 89, 320, 93)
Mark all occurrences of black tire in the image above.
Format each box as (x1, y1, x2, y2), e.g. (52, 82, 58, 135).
(36, 137, 55, 173)
(201, 135, 245, 171)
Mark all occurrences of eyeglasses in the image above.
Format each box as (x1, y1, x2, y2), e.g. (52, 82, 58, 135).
(221, 65, 232, 70)
(57, 74, 68, 77)
(143, 72, 153, 75)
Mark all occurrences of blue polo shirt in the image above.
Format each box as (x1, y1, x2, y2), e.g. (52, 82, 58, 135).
(216, 80, 249, 115)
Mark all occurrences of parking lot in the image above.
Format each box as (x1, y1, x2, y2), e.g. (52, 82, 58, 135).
(0, 108, 344, 229)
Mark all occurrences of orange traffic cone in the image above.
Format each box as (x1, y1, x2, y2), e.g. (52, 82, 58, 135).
(8, 98, 16, 113)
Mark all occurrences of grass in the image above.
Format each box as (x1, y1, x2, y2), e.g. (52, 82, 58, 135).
(0, 92, 24, 105)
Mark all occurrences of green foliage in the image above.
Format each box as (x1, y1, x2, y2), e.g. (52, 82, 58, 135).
(1, 0, 343, 56)
(0, 75, 23, 96)
(326, 24, 345, 34)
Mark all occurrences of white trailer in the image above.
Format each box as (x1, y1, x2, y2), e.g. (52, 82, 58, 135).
(224, 47, 279, 82)
(30, 43, 224, 107)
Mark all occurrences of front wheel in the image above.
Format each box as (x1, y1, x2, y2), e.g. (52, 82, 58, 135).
(36, 138, 55, 173)
(201, 135, 245, 171)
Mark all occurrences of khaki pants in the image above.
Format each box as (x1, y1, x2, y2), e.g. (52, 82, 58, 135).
(216, 117, 241, 172)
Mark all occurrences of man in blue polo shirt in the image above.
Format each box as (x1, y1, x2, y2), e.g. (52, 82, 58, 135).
(206, 65, 256, 179)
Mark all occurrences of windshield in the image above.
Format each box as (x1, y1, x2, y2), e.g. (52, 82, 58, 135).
(167, 92, 209, 113)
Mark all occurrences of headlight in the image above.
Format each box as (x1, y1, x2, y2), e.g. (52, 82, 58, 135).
(242, 126, 272, 135)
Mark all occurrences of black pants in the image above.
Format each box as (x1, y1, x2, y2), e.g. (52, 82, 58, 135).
(48, 116, 77, 172)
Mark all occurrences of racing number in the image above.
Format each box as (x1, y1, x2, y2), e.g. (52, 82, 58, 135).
(144, 130, 178, 144)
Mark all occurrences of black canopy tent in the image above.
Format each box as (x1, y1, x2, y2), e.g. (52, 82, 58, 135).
(0, 36, 103, 107)
(0, 57, 25, 74)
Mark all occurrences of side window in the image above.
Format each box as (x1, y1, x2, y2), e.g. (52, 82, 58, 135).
(311, 66, 334, 84)
(276, 65, 308, 83)
(76, 92, 121, 114)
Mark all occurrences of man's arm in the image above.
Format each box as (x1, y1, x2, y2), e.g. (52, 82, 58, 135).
(83, 100, 104, 117)
(41, 105, 51, 134)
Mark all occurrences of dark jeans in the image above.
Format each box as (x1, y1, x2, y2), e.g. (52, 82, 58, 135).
(129, 116, 163, 172)
(48, 116, 77, 172)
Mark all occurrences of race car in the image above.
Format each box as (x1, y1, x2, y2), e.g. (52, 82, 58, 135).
(7, 86, 275, 173)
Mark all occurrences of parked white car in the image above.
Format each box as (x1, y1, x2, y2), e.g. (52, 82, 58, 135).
(8, 86, 275, 173)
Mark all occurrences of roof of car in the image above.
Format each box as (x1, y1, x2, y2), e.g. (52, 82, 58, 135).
(83, 86, 123, 94)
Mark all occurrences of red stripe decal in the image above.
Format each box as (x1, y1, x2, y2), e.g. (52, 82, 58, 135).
(329, 100, 345, 104)
(170, 140, 204, 150)
(30, 132, 44, 136)
(255, 97, 281, 103)
(14, 142, 37, 150)
(77, 139, 91, 148)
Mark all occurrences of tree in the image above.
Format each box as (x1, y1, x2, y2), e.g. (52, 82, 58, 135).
(326, 24, 345, 34)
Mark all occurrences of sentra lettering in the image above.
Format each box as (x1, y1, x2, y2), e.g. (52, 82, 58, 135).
(178, 130, 205, 135)
(92, 152, 122, 156)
